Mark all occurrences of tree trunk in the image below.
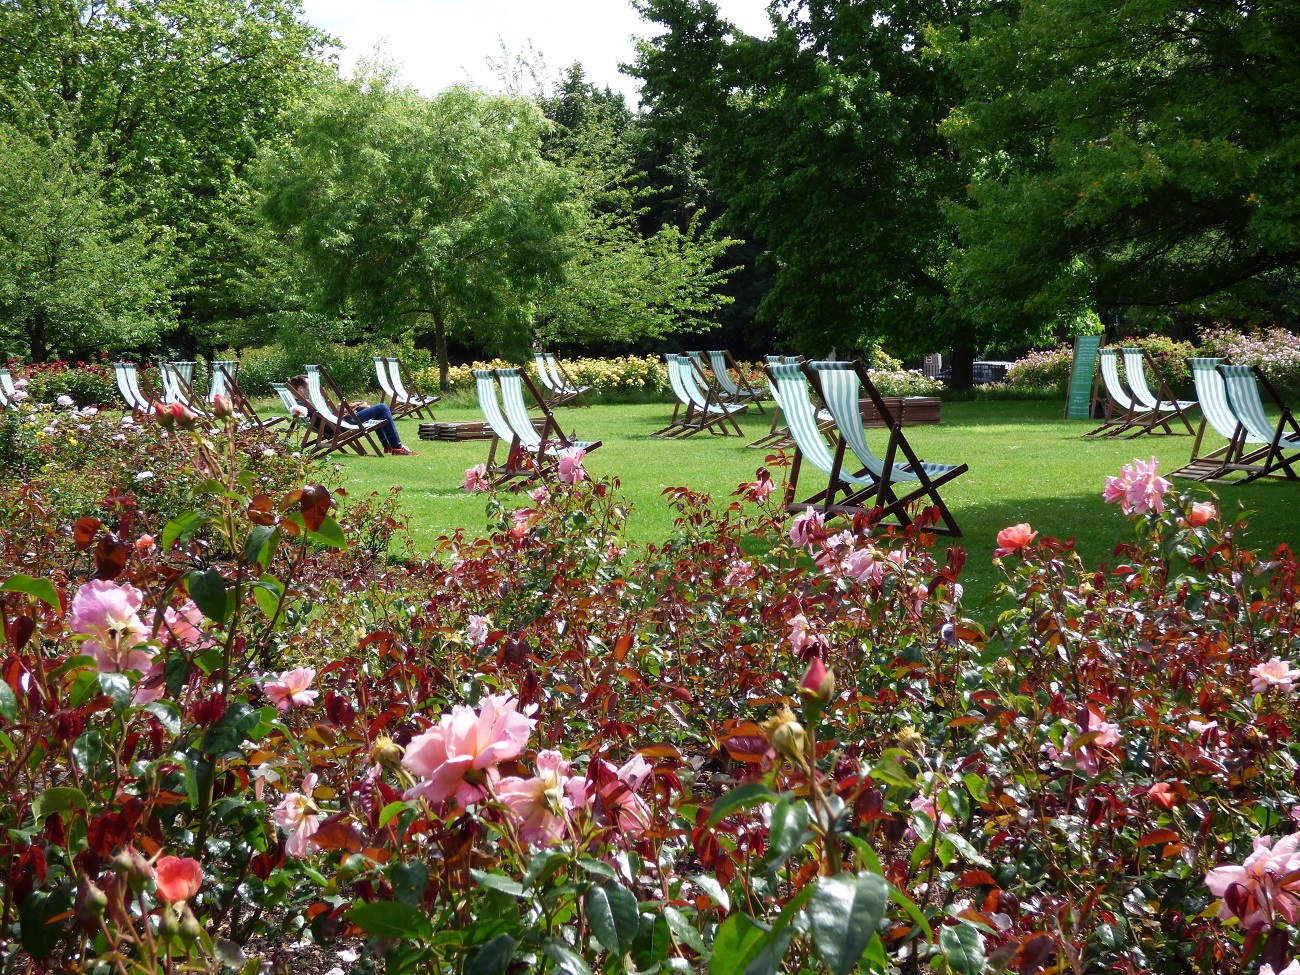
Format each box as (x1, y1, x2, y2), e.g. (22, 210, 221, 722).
(948, 336, 975, 392)
(434, 308, 449, 393)
(30, 312, 48, 364)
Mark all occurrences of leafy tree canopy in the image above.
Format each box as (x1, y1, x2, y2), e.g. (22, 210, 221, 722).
(259, 67, 575, 387)
(937, 0, 1300, 333)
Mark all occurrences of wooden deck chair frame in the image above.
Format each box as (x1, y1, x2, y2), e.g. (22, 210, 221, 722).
(807, 360, 968, 536)
(544, 353, 592, 408)
(652, 354, 701, 438)
(685, 351, 750, 420)
(750, 355, 836, 449)
(1119, 347, 1197, 437)
(1219, 364, 1300, 482)
(764, 361, 881, 515)
(211, 360, 282, 431)
(114, 362, 156, 413)
(1086, 348, 1148, 437)
(497, 367, 601, 482)
(386, 357, 440, 420)
(681, 353, 746, 437)
(159, 361, 205, 413)
(302, 364, 386, 458)
(1171, 358, 1269, 481)
(707, 349, 765, 413)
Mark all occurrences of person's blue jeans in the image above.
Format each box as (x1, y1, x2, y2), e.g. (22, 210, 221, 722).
(353, 404, 402, 449)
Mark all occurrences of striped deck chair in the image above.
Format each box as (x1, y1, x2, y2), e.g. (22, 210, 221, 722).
(384, 357, 439, 420)
(542, 352, 592, 408)
(114, 362, 156, 413)
(686, 351, 749, 418)
(765, 362, 880, 514)
(1120, 347, 1196, 437)
(302, 364, 386, 457)
(272, 382, 315, 451)
(0, 369, 13, 409)
(1171, 359, 1269, 481)
(533, 352, 575, 409)
(679, 353, 746, 437)
(653, 354, 697, 438)
(498, 367, 601, 481)
(808, 360, 968, 536)
(750, 355, 834, 449)
(159, 361, 201, 410)
(1086, 348, 1145, 437)
(209, 361, 281, 431)
(707, 350, 765, 413)
(1219, 364, 1300, 482)
(474, 369, 538, 485)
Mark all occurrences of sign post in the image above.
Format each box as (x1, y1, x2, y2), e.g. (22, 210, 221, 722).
(1064, 335, 1103, 419)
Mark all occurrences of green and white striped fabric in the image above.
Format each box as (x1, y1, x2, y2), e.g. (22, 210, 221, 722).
(1220, 365, 1300, 449)
(159, 362, 187, 405)
(533, 353, 557, 393)
(271, 383, 303, 421)
(0, 369, 11, 408)
(810, 362, 958, 483)
(768, 363, 875, 488)
(664, 354, 694, 410)
(386, 358, 435, 408)
(208, 361, 237, 403)
(473, 369, 516, 444)
(373, 357, 396, 400)
(1099, 349, 1135, 410)
(708, 351, 741, 396)
(496, 369, 543, 450)
(114, 362, 151, 410)
(1122, 348, 1193, 412)
(1191, 358, 1251, 442)
(305, 365, 380, 434)
(680, 354, 743, 414)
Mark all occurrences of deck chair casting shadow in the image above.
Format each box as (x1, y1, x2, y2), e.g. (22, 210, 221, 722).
(808, 360, 968, 536)
(765, 361, 881, 515)
(1086, 348, 1146, 437)
(543, 352, 592, 408)
(375, 356, 439, 420)
(751, 355, 836, 449)
(1219, 364, 1300, 482)
(301, 365, 387, 458)
(209, 361, 282, 431)
(706, 350, 765, 413)
(533, 352, 579, 409)
(1120, 347, 1197, 437)
(655, 354, 746, 438)
(1170, 358, 1270, 481)
(687, 351, 750, 418)
(497, 367, 601, 480)
(474, 369, 542, 486)
(114, 362, 157, 413)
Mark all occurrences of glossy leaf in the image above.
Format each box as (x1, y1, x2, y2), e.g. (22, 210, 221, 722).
(808, 871, 889, 975)
(188, 568, 231, 623)
(585, 880, 639, 955)
(2, 574, 61, 611)
(347, 900, 433, 940)
(940, 921, 986, 975)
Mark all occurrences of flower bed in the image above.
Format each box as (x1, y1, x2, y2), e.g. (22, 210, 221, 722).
(1200, 326, 1300, 387)
(1, 408, 1297, 973)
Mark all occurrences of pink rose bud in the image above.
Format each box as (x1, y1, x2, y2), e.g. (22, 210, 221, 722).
(152, 401, 175, 430)
(212, 394, 234, 418)
(799, 656, 836, 708)
(1186, 501, 1217, 527)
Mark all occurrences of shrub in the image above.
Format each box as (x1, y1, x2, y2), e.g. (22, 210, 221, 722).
(1199, 325, 1300, 386)
(7, 358, 127, 408)
(1006, 344, 1074, 391)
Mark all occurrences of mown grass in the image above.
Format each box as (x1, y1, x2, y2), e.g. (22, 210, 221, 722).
(317, 396, 1300, 616)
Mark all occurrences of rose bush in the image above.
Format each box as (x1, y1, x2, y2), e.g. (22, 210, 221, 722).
(2, 415, 1299, 973)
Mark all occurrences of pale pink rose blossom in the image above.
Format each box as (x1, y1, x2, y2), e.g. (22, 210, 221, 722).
(1260, 962, 1300, 975)
(1252, 658, 1300, 695)
(56, 394, 75, 408)
(1047, 710, 1121, 778)
(463, 464, 491, 493)
(841, 547, 884, 586)
(788, 509, 825, 548)
(402, 695, 535, 808)
(273, 773, 320, 858)
(466, 615, 491, 647)
(11, 389, 28, 402)
(749, 471, 775, 502)
(529, 485, 551, 504)
(606, 537, 626, 559)
(1206, 833, 1300, 930)
(595, 755, 653, 834)
(557, 446, 587, 485)
(905, 795, 955, 841)
(1103, 457, 1172, 515)
(787, 613, 826, 656)
(509, 508, 534, 539)
(13, 376, 28, 389)
(69, 580, 154, 673)
(262, 667, 319, 711)
(497, 750, 588, 846)
(724, 559, 756, 587)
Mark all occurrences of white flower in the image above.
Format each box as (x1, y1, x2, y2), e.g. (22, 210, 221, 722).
(80, 406, 98, 417)
(135, 471, 155, 482)
(112, 433, 126, 442)
(262, 448, 276, 457)
(42, 426, 57, 436)
(56, 394, 74, 408)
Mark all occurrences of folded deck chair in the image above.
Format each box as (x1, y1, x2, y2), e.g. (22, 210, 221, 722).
(114, 362, 156, 413)
(765, 361, 881, 514)
(707, 350, 765, 413)
(808, 360, 968, 536)
(383, 356, 440, 420)
(541, 352, 592, 408)
(1085, 348, 1144, 437)
(654, 354, 745, 438)
(1120, 347, 1196, 437)
(1170, 358, 1269, 481)
(497, 367, 601, 481)
(1219, 364, 1300, 482)
(302, 364, 387, 458)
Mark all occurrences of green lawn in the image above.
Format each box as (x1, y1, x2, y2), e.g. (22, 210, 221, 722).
(325, 397, 1300, 613)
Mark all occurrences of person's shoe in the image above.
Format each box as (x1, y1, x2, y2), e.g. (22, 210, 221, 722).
(386, 446, 418, 456)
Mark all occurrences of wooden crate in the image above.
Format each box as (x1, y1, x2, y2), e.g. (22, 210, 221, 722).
(858, 396, 942, 429)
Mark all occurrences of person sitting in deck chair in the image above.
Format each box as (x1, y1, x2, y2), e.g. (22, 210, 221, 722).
(287, 375, 418, 456)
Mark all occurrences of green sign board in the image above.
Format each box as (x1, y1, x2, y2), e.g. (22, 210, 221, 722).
(1064, 335, 1103, 419)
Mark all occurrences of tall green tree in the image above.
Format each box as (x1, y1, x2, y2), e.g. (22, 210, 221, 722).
(0, 0, 331, 346)
(633, 0, 990, 381)
(533, 65, 739, 347)
(259, 70, 575, 388)
(937, 0, 1300, 332)
(0, 121, 176, 361)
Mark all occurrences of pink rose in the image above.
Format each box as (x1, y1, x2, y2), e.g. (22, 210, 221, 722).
(466, 615, 491, 647)
(153, 856, 203, 903)
(993, 523, 1037, 558)
(262, 667, 319, 711)
(463, 464, 490, 493)
(498, 750, 588, 846)
(1252, 658, 1300, 695)
(1185, 501, 1217, 527)
(557, 446, 587, 485)
(273, 773, 321, 858)
(788, 509, 825, 548)
(1103, 457, 1172, 516)
(69, 580, 154, 673)
(724, 559, 756, 587)
(595, 754, 653, 834)
(1206, 834, 1300, 930)
(402, 695, 535, 808)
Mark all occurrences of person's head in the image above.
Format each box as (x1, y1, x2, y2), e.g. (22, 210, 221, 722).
(288, 374, 308, 396)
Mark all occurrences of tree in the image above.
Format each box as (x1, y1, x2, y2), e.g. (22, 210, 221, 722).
(0, 121, 175, 362)
(633, 0, 992, 383)
(936, 0, 1300, 333)
(533, 65, 739, 347)
(260, 69, 575, 388)
(0, 0, 332, 345)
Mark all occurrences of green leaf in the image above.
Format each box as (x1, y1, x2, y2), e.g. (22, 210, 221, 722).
(144, 700, 182, 736)
(309, 514, 347, 549)
(765, 796, 808, 878)
(180, 750, 213, 810)
(708, 782, 778, 825)
(692, 873, 730, 912)
(97, 672, 131, 711)
(709, 913, 768, 974)
(472, 870, 525, 898)
(866, 749, 916, 790)
(21, 887, 72, 959)
(347, 901, 433, 940)
(243, 524, 278, 567)
(574, 857, 616, 881)
(252, 574, 283, 620)
(32, 786, 88, 825)
(377, 801, 411, 829)
(202, 702, 260, 756)
(188, 569, 231, 623)
(2, 574, 61, 611)
(390, 861, 428, 908)
(585, 880, 639, 955)
(0, 679, 16, 722)
(71, 730, 102, 772)
(523, 848, 569, 889)
(541, 938, 592, 975)
(808, 871, 890, 975)
(465, 934, 518, 975)
(161, 511, 207, 553)
(663, 905, 705, 954)
(939, 921, 986, 975)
